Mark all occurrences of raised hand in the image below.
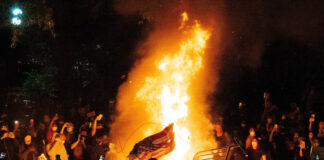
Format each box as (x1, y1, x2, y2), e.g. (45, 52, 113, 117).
(96, 114, 103, 121)
(309, 116, 315, 123)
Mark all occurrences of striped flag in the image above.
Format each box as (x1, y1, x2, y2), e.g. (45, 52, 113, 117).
(128, 123, 175, 160)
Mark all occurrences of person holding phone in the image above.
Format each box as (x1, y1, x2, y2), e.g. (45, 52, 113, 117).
(297, 137, 308, 160)
(70, 130, 90, 160)
(88, 114, 109, 160)
(0, 124, 19, 160)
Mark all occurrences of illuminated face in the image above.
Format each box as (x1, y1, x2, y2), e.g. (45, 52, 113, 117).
(1, 125, 8, 131)
(319, 122, 324, 129)
(314, 139, 319, 147)
(238, 102, 243, 109)
(214, 124, 222, 133)
(293, 132, 299, 139)
(52, 125, 58, 132)
(299, 140, 305, 149)
(67, 126, 74, 133)
(241, 122, 247, 128)
(281, 115, 286, 120)
(39, 123, 45, 131)
(261, 154, 267, 160)
(24, 135, 31, 145)
(44, 115, 50, 124)
(101, 135, 109, 144)
(288, 142, 295, 150)
(251, 139, 258, 150)
(81, 131, 87, 137)
(249, 128, 255, 137)
(264, 93, 270, 100)
(309, 132, 313, 139)
(96, 138, 103, 145)
(266, 118, 272, 124)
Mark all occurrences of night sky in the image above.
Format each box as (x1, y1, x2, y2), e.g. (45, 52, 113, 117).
(1, 0, 324, 116)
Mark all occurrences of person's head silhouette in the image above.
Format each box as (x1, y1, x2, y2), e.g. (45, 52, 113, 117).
(55, 155, 61, 160)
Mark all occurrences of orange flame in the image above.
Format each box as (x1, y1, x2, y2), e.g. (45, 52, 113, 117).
(108, 12, 217, 160)
(179, 12, 189, 30)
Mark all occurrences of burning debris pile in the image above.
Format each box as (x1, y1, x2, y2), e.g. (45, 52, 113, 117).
(108, 10, 222, 160)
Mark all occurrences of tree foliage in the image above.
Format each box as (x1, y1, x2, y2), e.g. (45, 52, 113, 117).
(19, 67, 57, 102)
(0, 0, 55, 47)
(1, 0, 145, 109)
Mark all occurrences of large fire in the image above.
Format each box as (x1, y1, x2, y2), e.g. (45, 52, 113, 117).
(108, 11, 218, 160)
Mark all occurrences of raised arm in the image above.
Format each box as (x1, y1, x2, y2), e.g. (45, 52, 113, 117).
(48, 114, 58, 133)
(29, 119, 37, 137)
(60, 122, 68, 134)
(299, 140, 306, 157)
(91, 114, 102, 136)
(71, 134, 81, 150)
(309, 115, 315, 131)
(269, 124, 278, 143)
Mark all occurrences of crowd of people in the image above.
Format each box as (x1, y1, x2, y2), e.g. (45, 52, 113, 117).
(215, 93, 323, 160)
(0, 92, 323, 160)
(0, 98, 110, 160)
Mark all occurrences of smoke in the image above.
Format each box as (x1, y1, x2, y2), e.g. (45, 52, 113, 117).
(275, 0, 324, 50)
(212, 0, 324, 109)
(112, 0, 324, 91)
(220, 0, 324, 68)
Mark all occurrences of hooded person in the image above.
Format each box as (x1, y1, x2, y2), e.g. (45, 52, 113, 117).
(46, 134, 68, 160)
(0, 124, 20, 160)
(246, 138, 263, 160)
(19, 135, 37, 160)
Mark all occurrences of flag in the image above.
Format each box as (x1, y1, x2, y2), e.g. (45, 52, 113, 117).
(128, 123, 175, 160)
